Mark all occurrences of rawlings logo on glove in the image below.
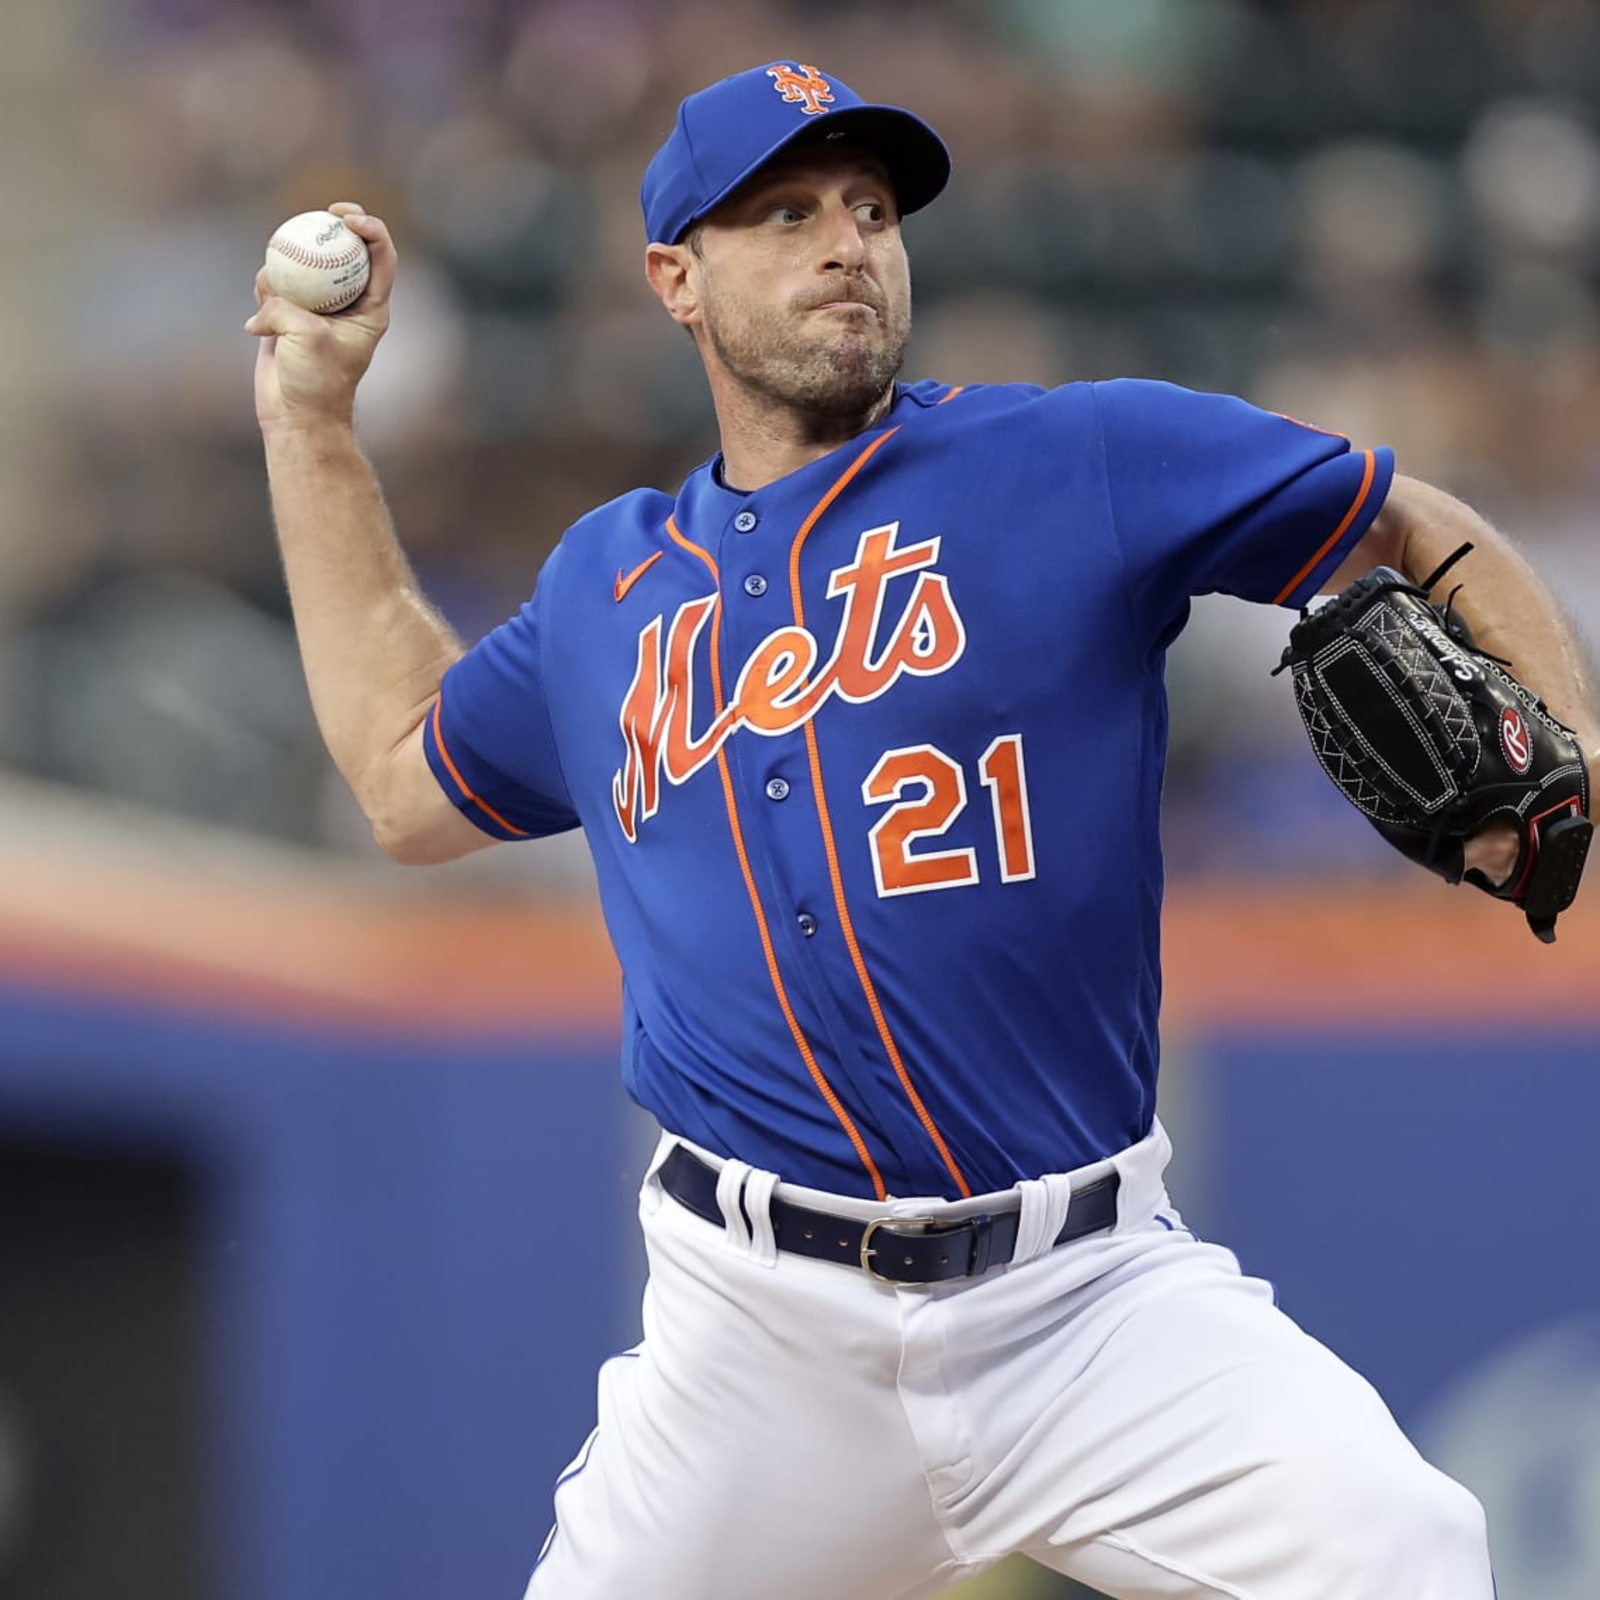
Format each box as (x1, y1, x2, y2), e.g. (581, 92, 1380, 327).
(1276, 544, 1592, 942)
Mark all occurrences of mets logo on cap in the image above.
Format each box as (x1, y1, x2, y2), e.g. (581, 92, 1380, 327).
(768, 63, 836, 115)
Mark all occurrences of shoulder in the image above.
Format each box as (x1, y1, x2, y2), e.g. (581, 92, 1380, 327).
(897, 376, 1102, 426)
(1087, 378, 1321, 440)
(542, 485, 678, 584)
(563, 485, 677, 545)
(902, 375, 1268, 424)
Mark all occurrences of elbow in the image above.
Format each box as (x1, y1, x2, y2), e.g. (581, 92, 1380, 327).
(347, 725, 488, 866)
(367, 805, 463, 866)
(348, 764, 432, 862)
(362, 780, 488, 866)
(349, 769, 419, 863)
(370, 817, 439, 866)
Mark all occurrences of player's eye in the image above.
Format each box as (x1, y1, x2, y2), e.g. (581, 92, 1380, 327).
(855, 200, 887, 224)
(765, 203, 805, 225)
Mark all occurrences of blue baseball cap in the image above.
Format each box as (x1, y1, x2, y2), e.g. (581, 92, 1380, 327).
(641, 62, 951, 244)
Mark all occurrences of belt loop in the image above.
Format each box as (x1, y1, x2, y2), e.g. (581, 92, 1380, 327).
(713, 1157, 781, 1268)
(714, 1158, 754, 1251)
(967, 1214, 997, 1276)
(1011, 1172, 1074, 1264)
(742, 1167, 779, 1268)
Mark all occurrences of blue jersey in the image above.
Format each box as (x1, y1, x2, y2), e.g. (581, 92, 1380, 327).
(424, 379, 1392, 1200)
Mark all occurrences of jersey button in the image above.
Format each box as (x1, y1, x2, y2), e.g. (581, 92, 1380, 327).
(765, 777, 790, 801)
(796, 912, 818, 937)
(743, 573, 769, 597)
(733, 510, 758, 533)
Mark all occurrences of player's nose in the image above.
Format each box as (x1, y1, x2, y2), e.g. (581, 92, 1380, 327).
(814, 199, 869, 272)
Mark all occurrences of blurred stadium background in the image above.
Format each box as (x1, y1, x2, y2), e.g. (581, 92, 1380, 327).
(2, 1, 1599, 1596)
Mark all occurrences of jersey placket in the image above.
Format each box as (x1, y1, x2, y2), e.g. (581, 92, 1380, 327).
(697, 433, 973, 1203)
(658, 499, 886, 1197)
(713, 496, 818, 946)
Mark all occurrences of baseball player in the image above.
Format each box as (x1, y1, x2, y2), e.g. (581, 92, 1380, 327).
(247, 62, 1597, 1600)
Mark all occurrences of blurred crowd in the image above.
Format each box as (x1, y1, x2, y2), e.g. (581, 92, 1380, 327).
(6, 0, 1600, 883)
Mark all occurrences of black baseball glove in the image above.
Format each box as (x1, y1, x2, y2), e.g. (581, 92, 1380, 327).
(1276, 544, 1592, 942)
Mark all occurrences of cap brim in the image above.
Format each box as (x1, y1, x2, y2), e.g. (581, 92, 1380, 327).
(788, 106, 951, 217)
(680, 104, 950, 240)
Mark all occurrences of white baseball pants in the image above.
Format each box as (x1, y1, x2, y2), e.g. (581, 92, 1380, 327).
(524, 1123, 1493, 1600)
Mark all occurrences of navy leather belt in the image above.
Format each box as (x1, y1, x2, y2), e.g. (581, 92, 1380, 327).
(658, 1144, 1121, 1285)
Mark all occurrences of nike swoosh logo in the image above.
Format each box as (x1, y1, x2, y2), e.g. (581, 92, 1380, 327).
(614, 551, 664, 603)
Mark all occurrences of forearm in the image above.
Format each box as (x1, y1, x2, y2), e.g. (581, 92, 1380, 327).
(1365, 477, 1600, 759)
(263, 418, 461, 818)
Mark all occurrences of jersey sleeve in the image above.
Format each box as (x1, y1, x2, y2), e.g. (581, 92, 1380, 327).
(1091, 378, 1394, 636)
(422, 563, 580, 842)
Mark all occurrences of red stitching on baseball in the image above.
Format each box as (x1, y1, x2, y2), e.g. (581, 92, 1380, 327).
(269, 235, 367, 269)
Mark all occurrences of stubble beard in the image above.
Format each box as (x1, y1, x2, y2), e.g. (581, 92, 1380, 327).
(702, 280, 910, 429)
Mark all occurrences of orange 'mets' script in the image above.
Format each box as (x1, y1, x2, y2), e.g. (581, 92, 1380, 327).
(611, 521, 967, 842)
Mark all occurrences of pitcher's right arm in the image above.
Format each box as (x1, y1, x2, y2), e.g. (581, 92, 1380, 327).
(246, 203, 490, 864)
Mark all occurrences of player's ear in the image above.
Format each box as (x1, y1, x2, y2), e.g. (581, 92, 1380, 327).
(646, 242, 700, 327)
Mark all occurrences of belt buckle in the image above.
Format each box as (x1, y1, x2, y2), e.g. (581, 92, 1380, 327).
(859, 1215, 933, 1284)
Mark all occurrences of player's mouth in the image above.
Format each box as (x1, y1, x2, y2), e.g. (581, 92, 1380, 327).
(800, 288, 884, 321)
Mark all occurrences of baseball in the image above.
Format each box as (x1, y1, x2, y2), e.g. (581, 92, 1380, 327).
(263, 210, 371, 314)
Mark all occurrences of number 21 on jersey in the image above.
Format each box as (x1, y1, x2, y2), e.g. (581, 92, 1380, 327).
(862, 734, 1035, 897)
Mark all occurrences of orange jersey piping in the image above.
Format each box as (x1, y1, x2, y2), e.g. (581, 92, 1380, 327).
(786, 435, 974, 1198)
(664, 515, 888, 1199)
(1273, 449, 1377, 606)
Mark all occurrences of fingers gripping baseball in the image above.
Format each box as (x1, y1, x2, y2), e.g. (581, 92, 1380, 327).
(327, 203, 396, 311)
(246, 204, 396, 429)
